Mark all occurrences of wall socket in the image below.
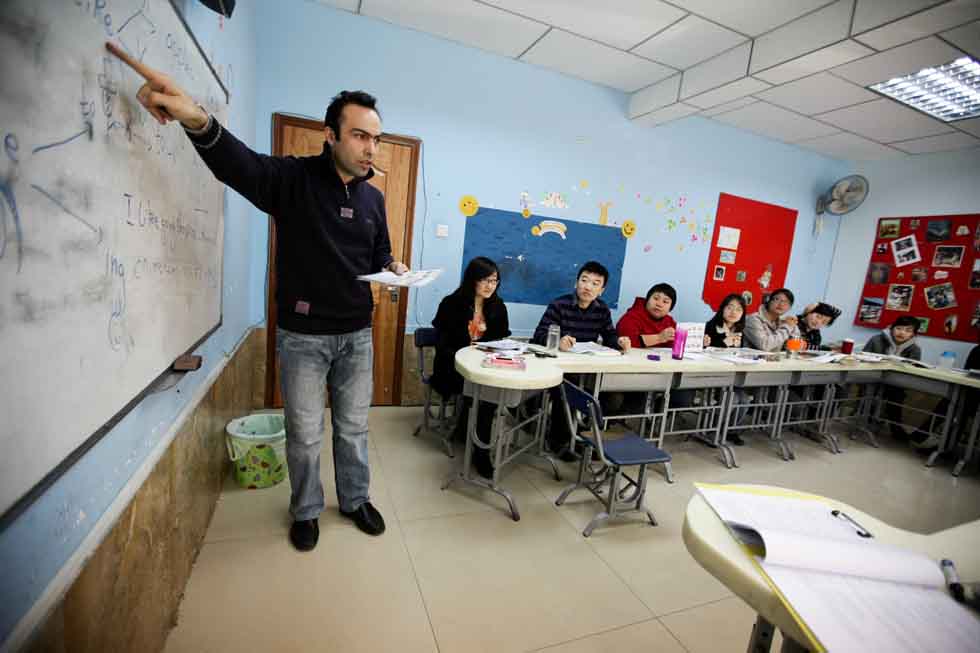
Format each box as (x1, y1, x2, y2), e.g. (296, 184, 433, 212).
(435, 224, 449, 238)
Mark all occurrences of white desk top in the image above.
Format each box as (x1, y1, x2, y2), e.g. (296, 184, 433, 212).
(454, 347, 564, 390)
(682, 485, 980, 647)
(455, 345, 980, 390)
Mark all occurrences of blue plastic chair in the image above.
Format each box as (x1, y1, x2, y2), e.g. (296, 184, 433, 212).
(412, 328, 456, 457)
(557, 380, 672, 536)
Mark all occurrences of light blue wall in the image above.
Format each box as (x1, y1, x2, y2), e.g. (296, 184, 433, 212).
(0, 3, 261, 646)
(824, 148, 980, 365)
(252, 0, 849, 336)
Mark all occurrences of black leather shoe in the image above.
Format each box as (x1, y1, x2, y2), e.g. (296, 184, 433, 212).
(289, 518, 319, 551)
(729, 434, 745, 446)
(341, 502, 386, 536)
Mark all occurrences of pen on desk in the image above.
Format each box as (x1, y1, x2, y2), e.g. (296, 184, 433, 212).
(647, 354, 660, 361)
(941, 559, 966, 603)
(831, 509, 873, 538)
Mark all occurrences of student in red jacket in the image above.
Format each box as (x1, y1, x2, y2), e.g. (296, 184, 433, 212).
(617, 283, 678, 348)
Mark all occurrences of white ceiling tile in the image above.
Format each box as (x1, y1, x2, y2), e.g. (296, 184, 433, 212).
(817, 98, 954, 141)
(481, 0, 687, 50)
(753, 40, 874, 84)
(521, 29, 676, 92)
(711, 101, 841, 142)
(360, 0, 547, 58)
(830, 36, 965, 85)
(700, 96, 760, 116)
(685, 77, 771, 109)
(316, 0, 360, 11)
(854, 1, 980, 51)
(631, 103, 701, 127)
(750, 0, 854, 74)
(680, 42, 752, 98)
(632, 15, 747, 69)
(629, 75, 681, 118)
(755, 72, 879, 114)
(795, 131, 905, 159)
(956, 117, 980, 136)
(666, 0, 830, 36)
(891, 131, 980, 153)
(851, 0, 948, 34)
(942, 20, 980, 59)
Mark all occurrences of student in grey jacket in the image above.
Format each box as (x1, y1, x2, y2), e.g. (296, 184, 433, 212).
(743, 288, 800, 352)
(862, 316, 922, 360)
(862, 316, 922, 440)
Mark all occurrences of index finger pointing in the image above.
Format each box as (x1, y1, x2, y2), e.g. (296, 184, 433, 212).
(105, 41, 159, 81)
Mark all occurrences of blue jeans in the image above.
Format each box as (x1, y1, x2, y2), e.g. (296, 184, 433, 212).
(277, 326, 373, 519)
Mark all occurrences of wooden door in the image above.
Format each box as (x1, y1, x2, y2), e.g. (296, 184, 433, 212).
(265, 114, 419, 407)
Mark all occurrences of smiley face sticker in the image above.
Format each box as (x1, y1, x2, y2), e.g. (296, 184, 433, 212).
(459, 195, 479, 217)
(621, 219, 637, 239)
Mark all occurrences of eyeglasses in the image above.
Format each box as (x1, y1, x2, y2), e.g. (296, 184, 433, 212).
(478, 277, 499, 286)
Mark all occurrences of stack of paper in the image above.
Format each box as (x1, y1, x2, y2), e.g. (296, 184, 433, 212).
(569, 341, 621, 356)
(356, 269, 442, 287)
(696, 483, 980, 653)
(476, 339, 528, 353)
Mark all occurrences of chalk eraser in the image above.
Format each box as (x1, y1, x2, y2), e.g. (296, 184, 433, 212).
(173, 354, 202, 371)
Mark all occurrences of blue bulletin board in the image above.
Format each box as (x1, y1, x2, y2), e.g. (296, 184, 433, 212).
(461, 208, 627, 308)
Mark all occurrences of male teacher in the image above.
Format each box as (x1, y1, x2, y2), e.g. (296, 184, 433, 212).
(108, 42, 406, 551)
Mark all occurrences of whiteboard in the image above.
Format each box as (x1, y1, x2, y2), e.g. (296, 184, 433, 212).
(0, 0, 227, 519)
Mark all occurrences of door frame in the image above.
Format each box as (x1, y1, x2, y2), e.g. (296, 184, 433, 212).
(264, 112, 421, 407)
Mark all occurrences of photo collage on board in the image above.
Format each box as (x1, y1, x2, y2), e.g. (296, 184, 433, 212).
(859, 215, 980, 341)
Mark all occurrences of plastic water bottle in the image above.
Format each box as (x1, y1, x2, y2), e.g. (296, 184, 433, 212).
(546, 324, 561, 351)
(939, 351, 956, 369)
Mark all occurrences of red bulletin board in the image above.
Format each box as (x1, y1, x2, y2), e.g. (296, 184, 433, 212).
(855, 214, 980, 342)
(702, 193, 798, 312)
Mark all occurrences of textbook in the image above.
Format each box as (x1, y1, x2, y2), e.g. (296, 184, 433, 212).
(695, 483, 980, 653)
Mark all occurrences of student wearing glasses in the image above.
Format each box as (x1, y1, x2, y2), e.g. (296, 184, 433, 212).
(430, 257, 510, 478)
(743, 288, 800, 352)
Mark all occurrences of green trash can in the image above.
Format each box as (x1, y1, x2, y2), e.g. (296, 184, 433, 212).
(225, 413, 287, 489)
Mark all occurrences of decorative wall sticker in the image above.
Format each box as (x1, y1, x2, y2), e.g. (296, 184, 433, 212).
(541, 192, 568, 209)
(621, 219, 637, 239)
(459, 195, 479, 217)
(643, 244, 653, 252)
(598, 201, 613, 225)
(531, 220, 568, 239)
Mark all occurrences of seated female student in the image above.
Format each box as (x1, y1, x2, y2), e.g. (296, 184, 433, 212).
(703, 293, 747, 348)
(430, 257, 510, 478)
(797, 302, 842, 350)
(743, 288, 800, 352)
(863, 315, 921, 441)
(702, 293, 748, 444)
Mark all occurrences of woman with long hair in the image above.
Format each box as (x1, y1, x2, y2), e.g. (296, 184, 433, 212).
(430, 257, 510, 477)
(703, 293, 747, 348)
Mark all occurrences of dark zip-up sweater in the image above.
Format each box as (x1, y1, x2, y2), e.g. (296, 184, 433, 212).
(185, 117, 393, 334)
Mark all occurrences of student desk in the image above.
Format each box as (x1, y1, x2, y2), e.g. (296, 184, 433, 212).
(448, 348, 980, 517)
(682, 484, 980, 652)
(444, 348, 563, 521)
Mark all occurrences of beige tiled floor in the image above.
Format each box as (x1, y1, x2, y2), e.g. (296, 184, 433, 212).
(165, 407, 980, 653)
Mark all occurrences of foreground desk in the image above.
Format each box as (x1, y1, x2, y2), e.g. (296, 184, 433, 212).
(682, 484, 980, 652)
(444, 348, 563, 520)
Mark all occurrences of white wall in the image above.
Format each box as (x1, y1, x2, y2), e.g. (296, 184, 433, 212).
(824, 148, 980, 365)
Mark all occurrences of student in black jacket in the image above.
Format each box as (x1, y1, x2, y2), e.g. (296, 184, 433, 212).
(430, 257, 510, 478)
(703, 293, 747, 348)
(119, 50, 406, 550)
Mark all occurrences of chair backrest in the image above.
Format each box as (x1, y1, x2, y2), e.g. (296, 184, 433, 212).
(414, 328, 439, 383)
(560, 380, 608, 462)
(414, 327, 439, 348)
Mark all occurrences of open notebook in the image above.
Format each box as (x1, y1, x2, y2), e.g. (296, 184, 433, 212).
(696, 483, 980, 653)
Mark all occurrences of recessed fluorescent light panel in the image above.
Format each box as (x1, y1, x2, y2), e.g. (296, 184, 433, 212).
(869, 57, 980, 122)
